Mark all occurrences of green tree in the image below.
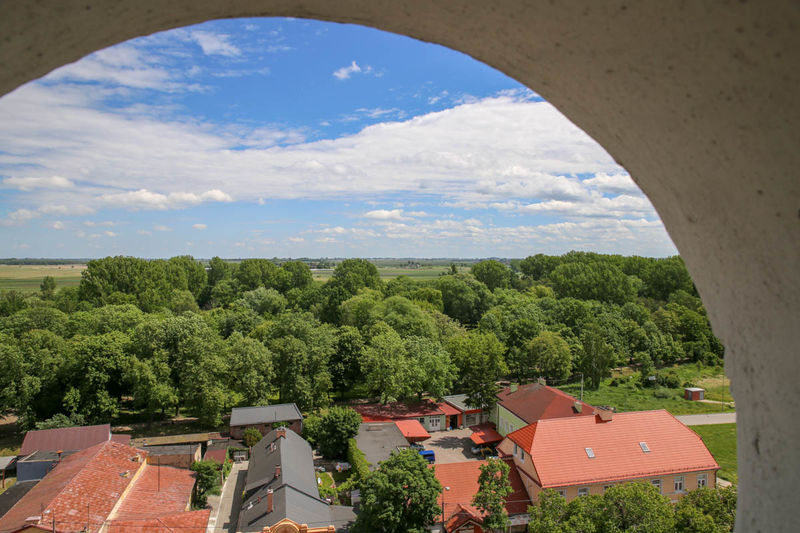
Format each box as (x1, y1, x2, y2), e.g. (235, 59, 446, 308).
(332, 258, 382, 295)
(352, 449, 442, 533)
(549, 261, 636, 305)
(315, 406, 362, 459)
(361, 323, 411, 403)
(472, 458, 512, 532)
(330, 326, 365, 396)
(471, 260, 512, 292)
(242, 427, 263, 447)
(226, 332, 273, 406)
(191, 460, 222, 506)
(34, 412, 86, 430)
(435, 274, 495, 325)
(526, 331, 573, 382)
(40, 276, 56, 299)
(405, 336, 456, 401)
(577, 324, 615, 390)
(124, 353, 178, 419)
(600, 482, 675, 533)
(446, 331, 507, 410)
(674, 486, 737, 533)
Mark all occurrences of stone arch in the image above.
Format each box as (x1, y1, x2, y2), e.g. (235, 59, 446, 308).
(1, 2, 798, 531)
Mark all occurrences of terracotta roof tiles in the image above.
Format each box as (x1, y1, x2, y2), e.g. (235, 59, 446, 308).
(496, 383, 594, 424)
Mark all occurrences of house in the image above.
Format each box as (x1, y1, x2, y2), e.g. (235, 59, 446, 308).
(497, 409, 719, 504)
(16, 450, 77, 481)
(19, 423, 131, 456)
(684, 387, 705, 401)
(430, 459, 530, 533)
(142, 443, 202, 469)
(492, 383, 595, 436)
(355, 422, 410, 469)
(442, 393, 489, 428)
(238, 427, 355, 532)
(230, 403, 303, 439)
(0, 440, 208, 533)
(352, 401, 446, 432)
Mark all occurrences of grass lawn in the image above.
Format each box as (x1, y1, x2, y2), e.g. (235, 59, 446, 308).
(317, 471, 335, 489)
(557, 364, 735, 416)
(0, 264, 85, 293)
(692, 423, 737, 483)
(0, 477, 16, 496)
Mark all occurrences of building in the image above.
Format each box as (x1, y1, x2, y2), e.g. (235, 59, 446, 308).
(684, 387, 705, 401)
(142, 443, 202, 469)
(354, 422, 410, 469)
(238, 427, 355, 532)
(130, 431, 222, 448)
(442, 394, 489, 428)
(230, 404, 303, 439)
(492, 383, 595, 436)
(0, 440, 208, 532)
(431, 459, 530, 533)
(19, 423, 131, 456)
(204, 438, 230, 464)
(352, 401, 446, 433)
(16, 450, 77, 482)
(497, 409, 719, 503)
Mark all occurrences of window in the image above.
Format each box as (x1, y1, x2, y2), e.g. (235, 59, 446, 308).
(520, 450, 525, 462)
(513, 443, 518, 455)
(578, 487, 589, 497)
(585, 447, 595, 458)
(697, 473, 708, 488)
(557, 489, 566, 498)
(651, 479, 662, 494)
(674, 476, 685, 493)
(639, 441, 650, 453)
(417, 417, 425, 424)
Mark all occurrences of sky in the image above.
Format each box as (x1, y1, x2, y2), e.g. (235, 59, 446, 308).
(0, 18, 677, 259)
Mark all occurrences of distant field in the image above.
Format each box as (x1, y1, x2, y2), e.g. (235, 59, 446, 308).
(692, 423, 737, 483)
(0, 264, 85, 293)
(312, 265, 464, 281)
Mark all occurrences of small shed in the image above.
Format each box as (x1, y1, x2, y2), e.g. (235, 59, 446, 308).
(685, 387, 706, 401)
(143, 443, 202, 469)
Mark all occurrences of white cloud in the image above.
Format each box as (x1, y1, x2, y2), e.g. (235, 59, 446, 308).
(288, 237, 305, 243)
(582, 173, 642, 195)
(104, 230, 117, 237)
(154, 225, 171, 232)
(190, 31, 241, 56)
(84, 220, 115, 227)
(363, 209, 407, 221)
(3, 176, 74, 191)
(333, 61, 376, 80)
(192, 223, 207, 229)
(136, 230, 152, 235)
(98, 189, 232, 210)
(51, 221, 65, 230)
(1, 209, 39, 226)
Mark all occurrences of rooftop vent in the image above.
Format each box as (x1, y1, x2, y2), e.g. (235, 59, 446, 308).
(595, 409, 613, 422)
(585, 447, 595, 459)
(119, 470, 130, 477)
(639, 442, 650, 453)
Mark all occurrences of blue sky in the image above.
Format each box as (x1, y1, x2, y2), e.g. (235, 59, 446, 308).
(0, 18, 676, 259)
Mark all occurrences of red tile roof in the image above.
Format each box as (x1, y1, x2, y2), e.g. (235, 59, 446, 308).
(203, 448, 228, 464)
(437, 402, 461, 417)
(20, 424, 112, 455)
(2, 441, 144, 533)
(112, 464, 196, 521)
(496, 383, 594, 424)
(107, 510, 210, 533)
(352, 401, 444, 421)
(505, 410, 720, 488)
(394, 420, 430, 442)
(432, 458, 530, 528)
(469, 423, 503, 445)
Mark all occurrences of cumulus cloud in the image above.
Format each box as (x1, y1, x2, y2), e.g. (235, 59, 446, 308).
(98, 189, 232, 210)
(3, 176, 74, 191)
(363, 209, 407, 221)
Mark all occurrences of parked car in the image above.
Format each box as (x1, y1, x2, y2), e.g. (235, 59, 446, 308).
(419, 450, 435, 463)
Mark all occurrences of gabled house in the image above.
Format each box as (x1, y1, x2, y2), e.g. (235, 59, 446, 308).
(230, 403, 303, 439)
(238, 428, 355, 532)
(0, 440, 208, 533)
(351, 400, 446, 432)
(441, 393, 489, 428)
(431, 459, 530, 533)
(497, 409, 720, 503)
(492, 382, 595, 436)
(19, 423, 130, 456)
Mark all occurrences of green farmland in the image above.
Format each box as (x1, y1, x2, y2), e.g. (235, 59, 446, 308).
(0, 264, 85, 293)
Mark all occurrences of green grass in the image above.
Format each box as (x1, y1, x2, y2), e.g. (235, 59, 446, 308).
(317, 471, 335, 489)
(557, 364, 735, 416)
(692, 423, 737, 483)
(0, 264, 85, 293)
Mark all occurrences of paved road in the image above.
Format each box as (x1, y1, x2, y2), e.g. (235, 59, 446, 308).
(207, 461, 247, 533)
(675, 413, 737, 426)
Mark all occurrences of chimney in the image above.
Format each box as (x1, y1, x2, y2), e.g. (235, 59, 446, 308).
(276, 428, 286, 439)
(595, 409, 614, 422)
(274, 465, 281, 478)
(267, 489, 274, 513)
(56, 450, 62, 462)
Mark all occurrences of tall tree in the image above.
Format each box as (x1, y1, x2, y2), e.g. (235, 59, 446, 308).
(361, 323, 410, 403)
(577, 323, 615, 389)
(471, 260, 512, 292)
(472, 458, 513, 533)
(446, 331, 507, 410)
(526, 331, 573, 382)
(40, 276, 56, 299)
(352, 449, 442, 533)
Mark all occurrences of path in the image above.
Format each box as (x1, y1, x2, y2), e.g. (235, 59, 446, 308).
(675, 413, 737, 425)
(207, 461, 247, 533)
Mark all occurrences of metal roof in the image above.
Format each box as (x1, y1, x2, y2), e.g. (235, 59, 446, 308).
(443, 394, 483, 413)
(20, 424, 111, 455)
(0, 456, 16, 470)
(355, 423, 409, 469)
(243, 428, 317, 495)
(230, 404, 303, 427)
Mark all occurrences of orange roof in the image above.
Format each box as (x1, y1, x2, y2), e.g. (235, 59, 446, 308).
(469, 423, 503, 445)
(437, 402, 461, 417)
(505, 410, 720, 488)
(394, 420, 431, 441)
(112, 464, 197, 521)
(432, 458, 530, 527)
(496, 383, 594, 424)
(107, 510, 210, 533)
(353, 401, 444, 421)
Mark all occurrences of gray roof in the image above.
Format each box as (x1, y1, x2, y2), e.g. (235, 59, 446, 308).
(18, 450, 77, 462)
(0, 456, 16, 470)
(243, 428, 318, 496)
(355, 423, 409, 469)
(231, 404, 303, 427)
(142, 444, 199, 455)
(239, 485, 334, 532)
(0, 480, 37, 519)
(443, 393, 482, 412)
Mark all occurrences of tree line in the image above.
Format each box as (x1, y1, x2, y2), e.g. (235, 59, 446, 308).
(0, 252, 723, 428)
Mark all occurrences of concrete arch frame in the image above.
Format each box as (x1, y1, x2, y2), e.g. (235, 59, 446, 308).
(1, 2, 798, 530)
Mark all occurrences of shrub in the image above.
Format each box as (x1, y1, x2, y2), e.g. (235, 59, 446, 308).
(653, 387, 673, 399)
(659, 371, 681, 389)
(316, 407, 362, 459)
(242, 427, 263, 448)
(191, 460, 222, 507)
(346, 438, 370, 488)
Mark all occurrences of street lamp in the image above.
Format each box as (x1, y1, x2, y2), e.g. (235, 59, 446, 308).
(442, 486, 450, 532)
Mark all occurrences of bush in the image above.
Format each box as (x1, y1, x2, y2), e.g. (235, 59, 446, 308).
(316, 407, 362, 459)
(191, 460, 222, 507)
(659, 371, 681, 389)
(345, 438, 370, 489)
(653, 387, 673, 399)
(242, 427, 263, 448)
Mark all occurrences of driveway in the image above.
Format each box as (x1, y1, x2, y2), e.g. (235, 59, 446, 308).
(422, 428, 481, 464)
(675, 413, 737, 426)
